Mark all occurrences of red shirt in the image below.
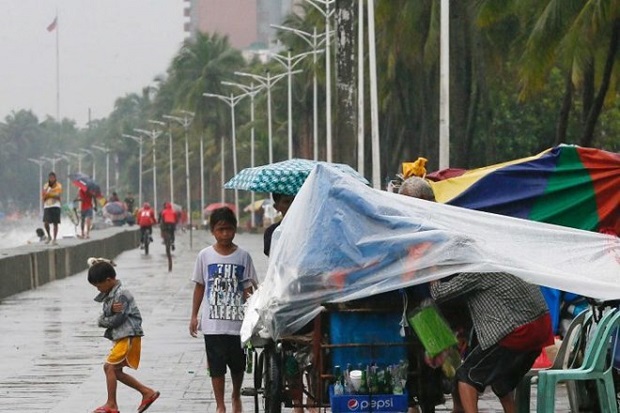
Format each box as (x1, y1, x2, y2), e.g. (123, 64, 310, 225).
(137, 208, 156, 227)
(78, 189, 94, 210)
(161, 207, 178, 224)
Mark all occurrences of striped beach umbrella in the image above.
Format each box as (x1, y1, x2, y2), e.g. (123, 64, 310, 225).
(430, 145, 619, 235)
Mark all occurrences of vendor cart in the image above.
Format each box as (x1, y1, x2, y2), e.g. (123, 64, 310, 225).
(244, 291, 462, 413)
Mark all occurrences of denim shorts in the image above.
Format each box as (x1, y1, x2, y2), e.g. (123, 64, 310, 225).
(81, 208, 94, 219)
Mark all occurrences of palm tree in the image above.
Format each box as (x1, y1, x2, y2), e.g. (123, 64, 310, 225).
(517, 0, 620, 147)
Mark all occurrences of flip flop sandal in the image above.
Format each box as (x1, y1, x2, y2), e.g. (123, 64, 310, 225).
(137, 391, 160, 413)
(92, 407, 119, 413)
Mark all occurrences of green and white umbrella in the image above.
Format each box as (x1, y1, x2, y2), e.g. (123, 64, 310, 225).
(224, 159, 369, 196)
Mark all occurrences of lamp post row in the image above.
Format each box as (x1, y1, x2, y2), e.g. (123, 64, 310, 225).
(29, 1, 349, 228)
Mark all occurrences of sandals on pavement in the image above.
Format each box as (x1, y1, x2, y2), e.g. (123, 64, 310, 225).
(92, 406, 119, 413)
(137, 391, 160, 413)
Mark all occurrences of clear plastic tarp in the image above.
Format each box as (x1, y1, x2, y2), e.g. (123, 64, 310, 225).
(242, 165, 620, 343)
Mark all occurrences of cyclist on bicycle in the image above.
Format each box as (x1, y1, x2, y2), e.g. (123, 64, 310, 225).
(137, 202, 157, 249)
(159, 202, 180, 251)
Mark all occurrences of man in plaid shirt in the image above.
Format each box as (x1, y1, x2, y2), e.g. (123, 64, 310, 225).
(430, 271, 553, 413)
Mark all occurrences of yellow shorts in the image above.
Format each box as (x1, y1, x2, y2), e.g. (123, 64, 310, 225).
(106, 336, 142, 369)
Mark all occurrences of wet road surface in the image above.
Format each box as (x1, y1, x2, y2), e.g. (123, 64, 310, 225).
(0, 229, 569, 412)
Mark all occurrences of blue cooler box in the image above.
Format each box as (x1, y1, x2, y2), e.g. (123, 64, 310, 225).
(329, 311, 406, 369)
(329, 386, 409, 413)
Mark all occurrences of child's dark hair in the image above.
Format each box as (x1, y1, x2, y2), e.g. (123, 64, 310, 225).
(87, 257, 117, 284)
(272, 193, 285, 203)
(209, 207, 237, 231)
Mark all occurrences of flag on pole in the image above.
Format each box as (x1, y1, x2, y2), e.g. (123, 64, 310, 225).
(47, 16, 58, 32)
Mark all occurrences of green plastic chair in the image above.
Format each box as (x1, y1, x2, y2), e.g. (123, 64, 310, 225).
(515, 309, 592, 413)
(536, 307, 620, 413)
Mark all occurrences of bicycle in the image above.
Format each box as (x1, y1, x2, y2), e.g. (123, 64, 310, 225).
(161, 224, 174, 272)
(140, 227, 152, 255)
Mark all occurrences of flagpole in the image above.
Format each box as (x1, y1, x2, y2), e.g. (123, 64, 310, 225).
(55, 11, 60, 124)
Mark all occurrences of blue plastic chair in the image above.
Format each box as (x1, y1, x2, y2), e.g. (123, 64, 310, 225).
(515, 309, 592, 413)
(536, 308, 620, 413)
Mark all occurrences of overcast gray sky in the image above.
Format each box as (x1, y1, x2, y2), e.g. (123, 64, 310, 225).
(0, 1, 185, 127)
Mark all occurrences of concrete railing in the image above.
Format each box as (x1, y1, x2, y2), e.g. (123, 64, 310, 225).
(0, 227, 139, 300)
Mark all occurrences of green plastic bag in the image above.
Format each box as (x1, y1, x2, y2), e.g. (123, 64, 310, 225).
(408, 304, 458, 357)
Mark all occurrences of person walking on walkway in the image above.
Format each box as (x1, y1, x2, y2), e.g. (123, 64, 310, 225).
(189, 207, 258, 413)
(77, 187, 96, 239)
(87, 257, 160, 413)
(42, 171, 63, 244)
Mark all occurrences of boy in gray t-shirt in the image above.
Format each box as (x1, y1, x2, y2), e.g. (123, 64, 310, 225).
(190, 207, 258, 413)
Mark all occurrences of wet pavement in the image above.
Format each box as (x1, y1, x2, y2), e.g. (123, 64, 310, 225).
(0, 229, 570, 412)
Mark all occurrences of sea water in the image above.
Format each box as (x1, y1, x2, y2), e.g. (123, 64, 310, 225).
(0, 218, 78, 250)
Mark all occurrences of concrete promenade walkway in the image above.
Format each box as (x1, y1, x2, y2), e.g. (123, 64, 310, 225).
(0, 229, 570, 412)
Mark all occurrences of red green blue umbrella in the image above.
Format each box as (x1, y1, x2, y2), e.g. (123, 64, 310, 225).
(430, 145, 619, 235)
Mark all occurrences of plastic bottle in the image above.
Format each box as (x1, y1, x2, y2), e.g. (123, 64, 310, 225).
(359, 369, 369, 394)
(333, 365, 344, 395)
(245, 344, 253, 374)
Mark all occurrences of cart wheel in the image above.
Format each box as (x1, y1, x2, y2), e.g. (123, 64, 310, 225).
(264, 347, 282, 413)
(254, 349, 264, 390)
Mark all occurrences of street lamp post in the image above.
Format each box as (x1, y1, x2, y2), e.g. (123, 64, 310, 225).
(222, 81, 264, 228)
(41, 156, 62, 172)
(163, 111, 195, 249)
(305, 0, 335, 161)
(135, 127, 162, 213)
(122, 134, 144, 206)
(203, 92, 247, 218)
(149, 119, 173, 205)
(271, 24, 328, 161)
(81, 149, 96, 182)
(27, 157, 47, 218)
(66, 151, 86, 174)
(269, 50, 311, 159)
(56, 153, 73, 203)
(92, 145, 110, 197)
(235, 70, 287, 164)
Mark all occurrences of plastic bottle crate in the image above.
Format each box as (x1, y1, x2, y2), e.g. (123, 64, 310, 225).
(329, 385, 409, 413)
(329, 311, 406, 369)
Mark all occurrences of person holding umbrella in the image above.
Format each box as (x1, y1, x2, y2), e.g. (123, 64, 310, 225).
(77, 187, 96, 239)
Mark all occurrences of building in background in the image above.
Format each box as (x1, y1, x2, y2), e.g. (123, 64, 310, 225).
(184, 0, 296, 50)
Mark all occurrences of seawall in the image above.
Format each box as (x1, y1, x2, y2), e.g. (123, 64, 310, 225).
(0, 227, 139, 300)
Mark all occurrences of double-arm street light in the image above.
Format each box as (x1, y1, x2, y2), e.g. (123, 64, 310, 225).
(92, 145, 110, 197)
(269, 50, 311, 159)
(149, 119, 173, 204)
(135, 127, 162, 213)
(222, 81, 265, 228)
(55, 153, 73, 203)
(41, 155, 63, 172)
(28, 157, 47, 217)
(235, 70, 287, 164)
(203, 92, 247, 218)
(122, 134, 144, 206)
(271, 24, 328, 161)
(66, 151, 86, 174)
(80, 149, 96, 181)
(304, 0, 335, 161)
(163, 111, 195, 249)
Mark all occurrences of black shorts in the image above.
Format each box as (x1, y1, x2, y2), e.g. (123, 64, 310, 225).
(456, 343, 540, 397)
(43, 207, 61, 224)
(203, 334, 245, 377)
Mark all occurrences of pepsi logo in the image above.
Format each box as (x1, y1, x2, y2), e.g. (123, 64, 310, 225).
(347, 399, 360, 410)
